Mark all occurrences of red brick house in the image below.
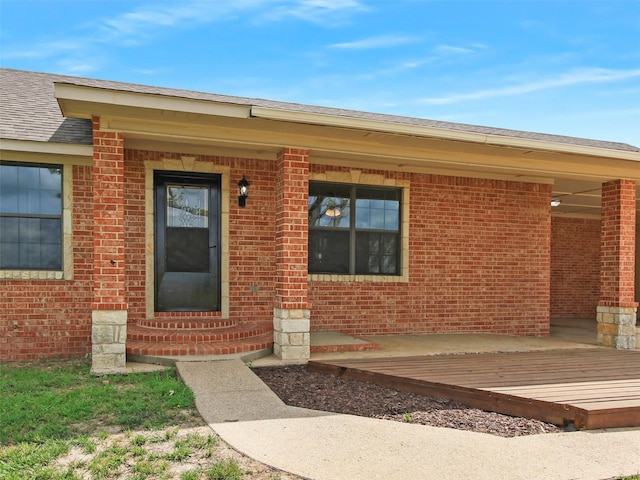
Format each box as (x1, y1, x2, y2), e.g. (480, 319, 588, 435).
(1, 69, 638, 374)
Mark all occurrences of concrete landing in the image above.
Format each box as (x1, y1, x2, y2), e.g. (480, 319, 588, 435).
(310, 331, 379, 353)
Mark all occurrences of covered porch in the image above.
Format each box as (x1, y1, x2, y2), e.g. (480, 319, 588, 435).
(309, 317, 603, 356)
(50, 75, 638, 374)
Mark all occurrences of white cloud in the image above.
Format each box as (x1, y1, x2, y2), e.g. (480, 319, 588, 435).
(133, 68, 167, 76)
(264, 0, 366, 24)
(2, 40, 85, 60)
(94, 1, 262, 44)
(398, 44, 485, 70)
(433, 45, 475, 56)
(419, 68, 640, 105)
(330, 35, 420, 50)
(3, 0, 365, 64)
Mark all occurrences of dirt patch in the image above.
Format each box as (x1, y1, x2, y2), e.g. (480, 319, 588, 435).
(254, 365, 561, 437)
(52, 426, 303, 480)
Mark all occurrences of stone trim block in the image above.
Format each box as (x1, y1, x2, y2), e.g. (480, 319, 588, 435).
(273, 308, 311, 361)
(91, 310, 127, 375)
(596, 305, 637, 349)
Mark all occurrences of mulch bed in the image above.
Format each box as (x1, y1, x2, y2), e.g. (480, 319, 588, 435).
(253, 365, 562, 438)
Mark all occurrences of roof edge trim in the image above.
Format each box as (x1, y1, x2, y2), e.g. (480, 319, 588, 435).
(251, 106, 640, 162)
(54, 83, 252, 119)
(0, 138, 93, 157)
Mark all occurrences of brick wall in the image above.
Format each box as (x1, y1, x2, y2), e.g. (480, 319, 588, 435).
(309, 169, 552, 336)
(0, 165, 93, 360)
(274, 148, 309, 310)
(92, 120, 127, 310)
(599, 179, 637, 307)
(225, 157, 277, 322)
(550, 217, 601, 317)
(1, 152, 558, 360)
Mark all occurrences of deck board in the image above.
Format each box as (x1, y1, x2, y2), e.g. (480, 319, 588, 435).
(308, 348, 640, 430)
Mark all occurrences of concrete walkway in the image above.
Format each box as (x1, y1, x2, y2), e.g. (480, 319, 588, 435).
(176, 356, 640, 480)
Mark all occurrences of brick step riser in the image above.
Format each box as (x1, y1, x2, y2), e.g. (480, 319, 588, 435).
(126, 339, 273, 357)
(127, 329, 270, 342)
(136, 320, 237, 330)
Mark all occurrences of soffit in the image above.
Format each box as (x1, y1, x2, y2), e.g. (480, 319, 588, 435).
(116, 115, 640, 220)
(551, 178, 640, 220)
(91, 111, 640, 183)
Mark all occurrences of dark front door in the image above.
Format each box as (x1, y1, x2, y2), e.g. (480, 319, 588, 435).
(155, 171, 221, 312)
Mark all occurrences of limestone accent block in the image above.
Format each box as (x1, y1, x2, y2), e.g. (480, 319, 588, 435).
(273, 308, 310, 362)
(91, 310, 127, 375)
(597, 305, 637, 350)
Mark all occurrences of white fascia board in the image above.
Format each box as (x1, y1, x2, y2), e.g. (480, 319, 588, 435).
(55, 83, 252, 119)
(0, 138, 93, 157)
(251, 106, 640, 162)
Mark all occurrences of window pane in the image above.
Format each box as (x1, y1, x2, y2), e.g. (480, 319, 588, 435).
(0, 218, 19, 242)
(40, 167, 62, 190)
(165, 227, 209, 272)
(309, 230, 349, 273)
(20, 243, 40, 269)
(40, 189, 62, 215)
(20, 217, 40, 242)
(355, 188, 400, 231)
(309, 183, 351, 228)
(18, 165, 39, 188)
(0, 164, 62, 215)
(41, 243, 62, 270)
(0, 163, 63, 270)
(0, 164, 18, 188)
(167, 186, 208, 228)
(40, 218, 61, 244)
(356, 232, 399, 275)
(0, 243, 19, 269)
(19, 188, 41, 214)
(40, 167, 62, 214)
(7, 218, 63, 269)
(384, 205, 399, 230)
(0, 187, 19, 213)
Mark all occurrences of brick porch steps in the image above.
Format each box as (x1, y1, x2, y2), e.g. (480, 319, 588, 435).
(126, 332, 273, 357)
(136, 319, 237, 330)
(127, 322, 271, 343)
(126, 321, 273, 358)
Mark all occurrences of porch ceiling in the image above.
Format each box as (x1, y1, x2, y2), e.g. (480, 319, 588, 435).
(55, 86, 640, 220)
(551, 178, 640, 219)
(104, 116, 640, 220)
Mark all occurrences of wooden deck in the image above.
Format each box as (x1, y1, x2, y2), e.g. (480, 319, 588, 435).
(308, 349, 640, 430)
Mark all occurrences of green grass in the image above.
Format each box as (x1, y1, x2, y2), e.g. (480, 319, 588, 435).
(0, 440, 71, 479)
(0, 359, 195, 445)
(0, 359, 206, 479)
(205, 459, 243, 480)
(0, 360, 291, 479)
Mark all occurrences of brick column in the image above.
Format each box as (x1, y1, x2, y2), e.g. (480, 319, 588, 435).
(91, 117, 128, 374)
(597, 179, 637, 349)
(273, 148, 310, 361)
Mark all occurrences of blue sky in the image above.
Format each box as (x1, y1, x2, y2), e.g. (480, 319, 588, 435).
(1, 0, 639, 146)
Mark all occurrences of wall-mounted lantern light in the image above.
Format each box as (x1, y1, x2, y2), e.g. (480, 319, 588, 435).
(238, 175, 250, 207)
